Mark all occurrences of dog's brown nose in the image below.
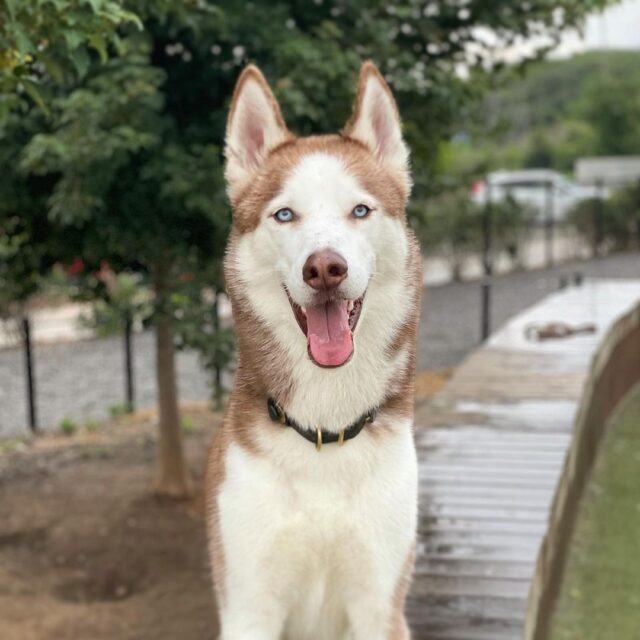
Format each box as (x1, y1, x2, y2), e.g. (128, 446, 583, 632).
(303, 250, 348, 291)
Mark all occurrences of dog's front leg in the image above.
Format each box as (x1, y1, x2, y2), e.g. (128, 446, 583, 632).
(346, 598, 400, 640)
(218, 598, 286, 640)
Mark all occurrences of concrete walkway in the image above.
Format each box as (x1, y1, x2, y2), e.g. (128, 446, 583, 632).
(408, 279, 640, 639)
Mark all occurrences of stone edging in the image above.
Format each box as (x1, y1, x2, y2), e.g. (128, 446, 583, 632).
(524, 300, 640, 640)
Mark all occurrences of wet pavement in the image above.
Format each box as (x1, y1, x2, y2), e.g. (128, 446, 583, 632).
(419, 251, 640, 370)
(408, 278, 640, 639)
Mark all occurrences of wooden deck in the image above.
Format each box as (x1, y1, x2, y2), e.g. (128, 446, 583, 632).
(408, 279, 640, 639)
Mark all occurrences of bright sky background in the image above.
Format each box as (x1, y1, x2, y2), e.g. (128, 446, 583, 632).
(554, 0, 640, 57)
(463, 0, 640, 68)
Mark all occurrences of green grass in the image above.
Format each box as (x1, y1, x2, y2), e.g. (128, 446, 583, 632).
(0, 439, 27, 454)
(550, 388, 640, 640)
(84, 418, 101, 432)
(180, 417, 196, 435)
(109, 402, 132, 418)
(59, 417, 77, 435)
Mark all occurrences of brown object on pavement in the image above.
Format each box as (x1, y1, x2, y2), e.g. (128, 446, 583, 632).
(525, 322, 597, 341)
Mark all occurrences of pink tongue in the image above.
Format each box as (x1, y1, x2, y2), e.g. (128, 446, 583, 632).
(305, 300, 353, 367)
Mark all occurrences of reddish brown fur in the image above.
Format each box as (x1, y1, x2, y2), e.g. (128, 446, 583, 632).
(231, 135, 410, 233)
(205, 423, 228, 607)
(207, 61, 421, 632)
(381, 231, 423, 421)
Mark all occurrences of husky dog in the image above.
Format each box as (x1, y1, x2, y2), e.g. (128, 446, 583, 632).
(206, 61, 422, 640)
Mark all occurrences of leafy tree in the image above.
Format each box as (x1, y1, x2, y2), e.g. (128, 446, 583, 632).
(492, 194, 535, 267)
(21, 29, 226, 496)
(523, 130, 554, 169)
(453, 50, 640, 175)
(8, 0, 620, 496)
(0, 109, 67, 316)
(78, 267, 151, 338)
(577, 74, 640, 156)
(569, 184, 640, 251)
(0, 0, 140, 120)
(414, 189, 483, 280)
(172, 260, 235, 410)
(478, 50, 640, 142)
(1, 0, 142, 318)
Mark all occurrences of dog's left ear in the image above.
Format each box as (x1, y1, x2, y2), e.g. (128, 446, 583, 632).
(225, 65, 293, 203)
(344, 62, 410, 188)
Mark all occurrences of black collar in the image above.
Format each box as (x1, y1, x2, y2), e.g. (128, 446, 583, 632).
(267, 398, 377, 451)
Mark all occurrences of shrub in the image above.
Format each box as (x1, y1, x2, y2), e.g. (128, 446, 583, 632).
(59, 418, 77, 435)
(413, 189, 483, 280)
(609, 183, 640, 249)
(180, 417, 196, 435)
(492, 195, 536, 268)
(568, 184, 640, 252)
(109, 403, 132, 418)
(413, 188, 534, 277)
(85, 419, 100, 433)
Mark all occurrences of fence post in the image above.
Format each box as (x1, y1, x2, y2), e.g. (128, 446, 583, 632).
(22, 316, 38, 433)
(481, 182, 493, 341)
(124, 312, 135, 412)
(593, 179, 605, 258)
(545, 179, 555, 267)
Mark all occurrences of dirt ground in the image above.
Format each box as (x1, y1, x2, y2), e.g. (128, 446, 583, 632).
(0, 407, 221, 640)
(0, 371, 450, 640)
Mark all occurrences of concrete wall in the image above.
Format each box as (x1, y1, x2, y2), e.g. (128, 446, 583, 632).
(525, 301, 640, 639)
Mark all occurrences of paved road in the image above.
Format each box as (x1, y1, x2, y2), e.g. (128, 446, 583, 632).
(1, 252, 638, 436)
(419, 251, 640, 370)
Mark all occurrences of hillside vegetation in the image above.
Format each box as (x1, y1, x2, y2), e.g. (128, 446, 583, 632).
(444, 50, 640, 177)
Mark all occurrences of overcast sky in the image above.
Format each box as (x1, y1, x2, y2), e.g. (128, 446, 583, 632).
(554, 0, 640, 57)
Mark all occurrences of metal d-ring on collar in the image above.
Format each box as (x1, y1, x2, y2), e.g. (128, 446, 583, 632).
(267, 398, 377, 452)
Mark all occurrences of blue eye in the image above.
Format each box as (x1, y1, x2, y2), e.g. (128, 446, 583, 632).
(274, 208, 294, 223)
(352, 204, 371, 218)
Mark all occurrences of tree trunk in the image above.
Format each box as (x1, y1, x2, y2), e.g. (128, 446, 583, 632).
(153, 265, 190, 498)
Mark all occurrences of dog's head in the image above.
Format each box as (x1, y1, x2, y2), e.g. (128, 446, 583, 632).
(224, 62, 412, 370)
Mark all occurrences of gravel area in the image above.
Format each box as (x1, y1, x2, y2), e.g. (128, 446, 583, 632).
(1, 252, 638, 437)
(0, 333, 215, 437)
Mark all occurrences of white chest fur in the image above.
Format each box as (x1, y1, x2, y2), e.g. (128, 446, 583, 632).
(216, 417, 418, 640)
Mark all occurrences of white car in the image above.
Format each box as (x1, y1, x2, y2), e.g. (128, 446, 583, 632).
(471, 169, 604, 222)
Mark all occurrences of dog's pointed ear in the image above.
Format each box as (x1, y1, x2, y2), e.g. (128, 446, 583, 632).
(225, 65, 292, 202)
(343, 62, 410, 185)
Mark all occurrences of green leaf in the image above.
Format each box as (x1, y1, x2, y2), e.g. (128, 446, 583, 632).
(88, 32, 108, 63)
(70, 47, 90, 77)
(86, 0, 103, 13)
(22, 80, 49, 117)
(40, 53, 65, 83)
(4, 0, 18, 20)
(9, 22, 35, 56)
(63, 29, 85, 51)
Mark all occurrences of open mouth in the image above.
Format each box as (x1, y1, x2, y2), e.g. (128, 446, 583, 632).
(287, 291, 365, 368)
